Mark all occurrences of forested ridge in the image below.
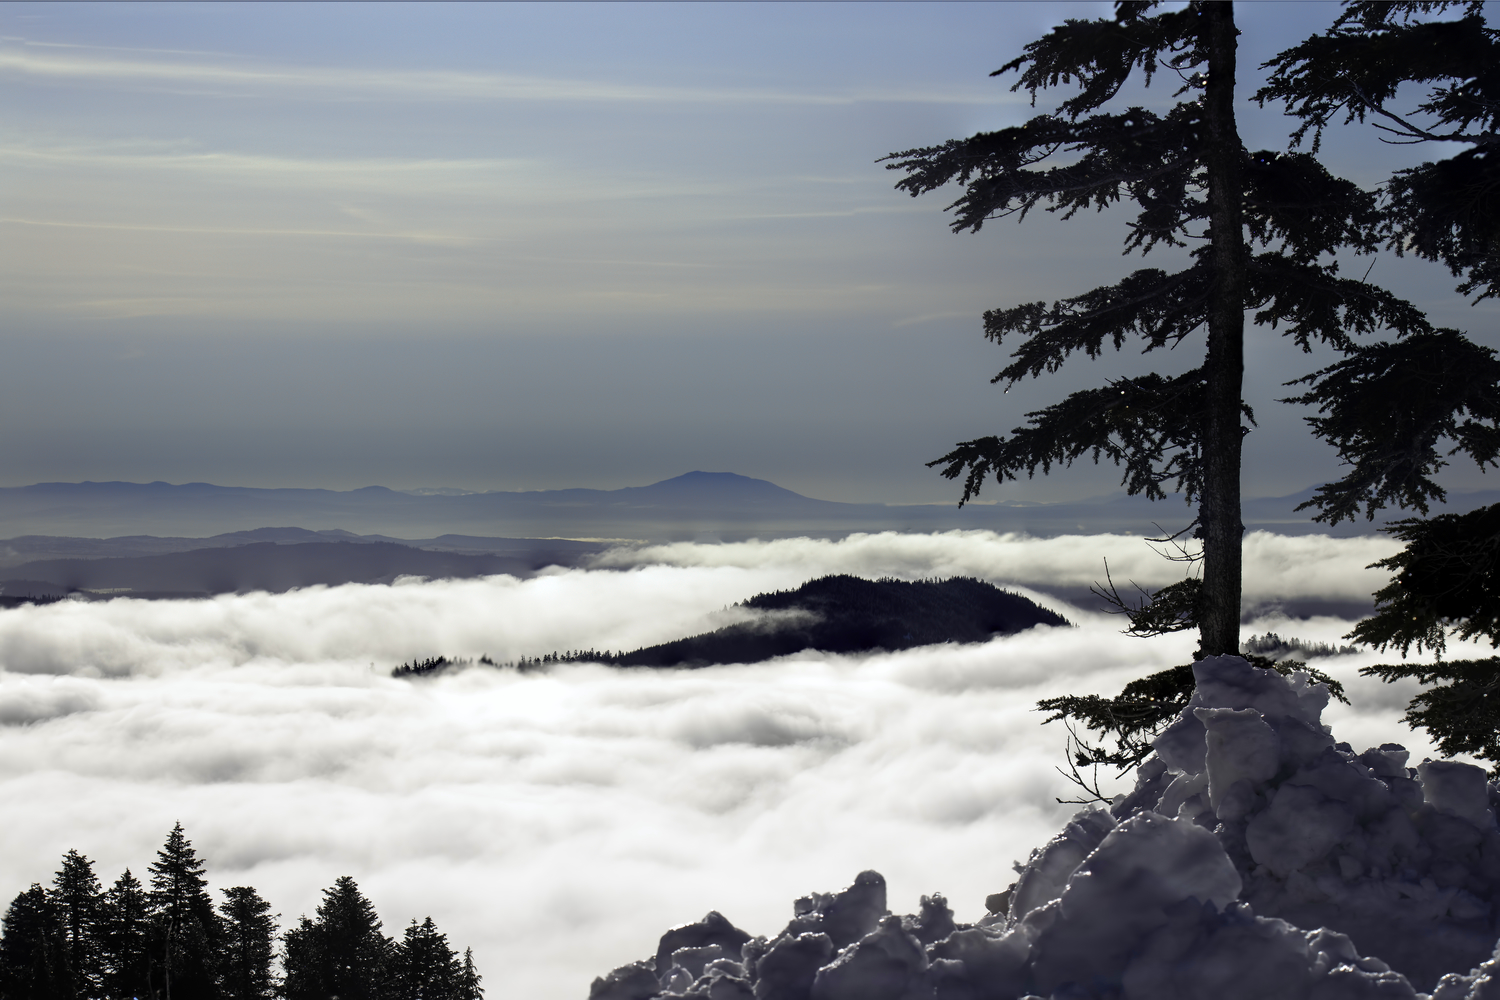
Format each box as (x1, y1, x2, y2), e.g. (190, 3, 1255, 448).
(393, 576, 1071, 676)
(608, 575, 1070, 668)
(0, 824, 481, 1000)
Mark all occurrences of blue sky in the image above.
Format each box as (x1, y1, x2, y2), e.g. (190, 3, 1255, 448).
(3, 2, 1496, 503)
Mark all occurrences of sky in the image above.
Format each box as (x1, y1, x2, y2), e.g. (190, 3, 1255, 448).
(4, 2, 1499, 504)
(0, 531, 1465, 999)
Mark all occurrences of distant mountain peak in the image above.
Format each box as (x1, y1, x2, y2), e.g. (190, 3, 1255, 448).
(647, 471, 770, 486)
(631, 471, 823, 504)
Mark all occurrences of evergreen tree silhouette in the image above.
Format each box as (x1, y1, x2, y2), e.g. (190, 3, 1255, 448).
(391, 918, 459, 1000)
(280, 878, 389, 1000)
(0, 885, 69, 1000)
(884, 2, 1429, 657)
(216, 890, 275, 1000)
(146, 824, 222, 1000)
(49, 852, 100, 1000)
(1260, 1, 1500, 769)
(97, 871, 150, 1000)
(883, 0, 1496, 772)
(276, 918, 316, 1000)
(456, 949, 482, 1000)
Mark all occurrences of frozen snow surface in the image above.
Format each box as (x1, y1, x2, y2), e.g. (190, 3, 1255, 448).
(592, 656, 1500, 1000)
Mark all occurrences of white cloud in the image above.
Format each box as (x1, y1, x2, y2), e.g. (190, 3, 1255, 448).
(596, 530, 1402, 605)
(0, 533, 1449, 999)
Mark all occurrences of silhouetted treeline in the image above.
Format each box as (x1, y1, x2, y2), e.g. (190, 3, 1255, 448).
(0, 824, 482, 1000)
(1242, 632, 1360, 660)
(391, 656, 475, 679)
(390, 652, 565, 677)
(0, 594, 63, 610)
(391, 575, 1071, 679)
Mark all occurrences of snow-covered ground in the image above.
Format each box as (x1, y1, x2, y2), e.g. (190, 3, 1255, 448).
(0, 531, 1472, 998)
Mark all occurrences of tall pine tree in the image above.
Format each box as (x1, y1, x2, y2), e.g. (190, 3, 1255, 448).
(882, 0, 1453, 770)
(2, 853, 484, 1000)
(216, 890, 274, 1000)
(0, 885, 68, 1000)
(281, 878, 389, 1000)
(1260, 1, 1500, 769)
(391, 918, 459, 1000)
(455, 950, 481, 1000)
(97, 871, 150, 1000)
(146, 824, 222, 1000)
(49, 852, 100, 1000)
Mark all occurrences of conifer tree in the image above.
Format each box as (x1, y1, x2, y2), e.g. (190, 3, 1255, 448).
(1259, 1, 1500, 769)
(391, 918, 459, 1000)
(280, 878, 389, 1000)
(0, 885, 68, 1000)
(147, 824, 222, 1000)
(275, 918, 316, 1000)
(456, 949, 482, 1000)
(97, 871, 150, 1000)
(49, 852, 100, 1000)
(216, 890, 275, 1000)
(882, 0, 1484, 771)
(885, 0, 1427, 656)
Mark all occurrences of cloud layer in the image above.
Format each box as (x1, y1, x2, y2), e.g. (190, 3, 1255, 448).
(0, 532, 1457, 999)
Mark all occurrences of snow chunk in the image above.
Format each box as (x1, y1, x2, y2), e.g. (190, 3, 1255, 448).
(1198, 707, 1280, 814)
(1009, 808, 1115, 921)
(1245, 779, 1356, 878)
(1025, 811, 1243, 993)
(1419, 760, 1494, 831)
(786, 870, 888, 950)
(653, 912, 752, 977)
(1118, 656, 1500, 991)
(588, 961, 661, 1000)
(809, 915, 926, 1000)
(592, 655, 1500, 998)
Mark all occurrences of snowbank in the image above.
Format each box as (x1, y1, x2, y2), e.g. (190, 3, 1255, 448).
(590, 655, 1500, 999)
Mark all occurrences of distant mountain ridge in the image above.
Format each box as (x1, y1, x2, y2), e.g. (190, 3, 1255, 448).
(0, 527, 602, 569)
(6, 470, 821, 508)
(0, 471, 1494, 541)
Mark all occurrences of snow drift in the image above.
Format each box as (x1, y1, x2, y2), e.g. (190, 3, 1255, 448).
(592, 656, 1500, 999)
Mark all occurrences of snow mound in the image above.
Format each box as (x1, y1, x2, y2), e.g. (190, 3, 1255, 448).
(589, 655, 1500, 999)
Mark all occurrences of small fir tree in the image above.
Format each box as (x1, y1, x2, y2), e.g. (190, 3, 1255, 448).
(391, 918, 459, 1000)
(456, 949, 482, 1000)
(216, 889, 275, 1000)
(49, 851, 101, 1000)
(280, 878, 390, 1000)
(146, 824, 223, 1000)
(0, 885, 68, 1000)
(276, 917, 318, 1000)
(1, 855, 484, 1000)
(97, 870, 151, 1000)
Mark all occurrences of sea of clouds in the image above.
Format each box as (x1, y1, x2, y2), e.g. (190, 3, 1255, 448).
(0, 530, 1475, 999)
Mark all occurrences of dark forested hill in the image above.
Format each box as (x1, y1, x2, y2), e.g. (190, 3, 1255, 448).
(602, 575, 1070, 668)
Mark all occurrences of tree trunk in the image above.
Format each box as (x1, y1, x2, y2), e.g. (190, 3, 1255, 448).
(1198, 1, 1247, 657)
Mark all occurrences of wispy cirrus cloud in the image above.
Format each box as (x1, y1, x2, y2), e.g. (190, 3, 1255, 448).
(0, 41, 1018, 107)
